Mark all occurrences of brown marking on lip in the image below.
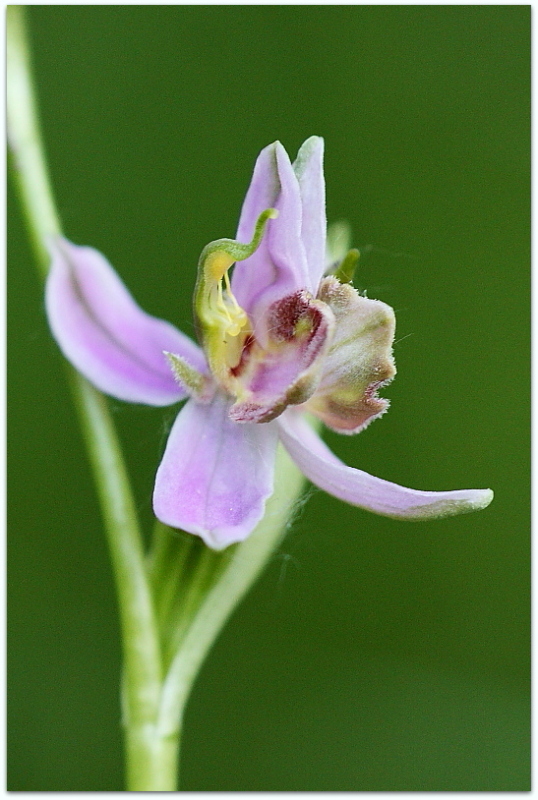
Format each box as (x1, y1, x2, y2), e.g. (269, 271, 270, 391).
(267, 291, 322, 343)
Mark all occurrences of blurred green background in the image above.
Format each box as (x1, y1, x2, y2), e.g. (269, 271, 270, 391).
(8, 5, 529, 791)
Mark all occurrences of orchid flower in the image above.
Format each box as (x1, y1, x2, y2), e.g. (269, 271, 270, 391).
(45, 137, 492, 550)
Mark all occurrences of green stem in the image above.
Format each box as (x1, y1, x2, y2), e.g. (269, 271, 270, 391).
(124, 725, 180, 791)
(7, 5, 61, 270)
(7, 6, 164, 789)
(70, 375, 162, 726)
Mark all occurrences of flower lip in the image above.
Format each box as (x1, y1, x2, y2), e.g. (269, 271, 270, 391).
(304, 276, 396, 434)
(228, 289, 335, 424)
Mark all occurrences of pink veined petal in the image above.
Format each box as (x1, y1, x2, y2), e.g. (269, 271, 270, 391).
(293, 136, 327, 290)
(153, 393, 279, 549)
(45, 236, 206, 406)
(278, 411, 494, 520)
(233, 141, 310, 336)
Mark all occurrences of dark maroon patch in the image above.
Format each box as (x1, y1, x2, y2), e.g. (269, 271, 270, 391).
(267, 291, 322, 343)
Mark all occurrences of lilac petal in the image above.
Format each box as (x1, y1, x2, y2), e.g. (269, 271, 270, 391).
(45, 236, 206, 406)
(232, 142, 310, 333)
(293, 136, 326, 290)
(232, 142, 280, 315)
(235, 142, 280, 257)
(268, 143, 311, 293)
(278, 412, 494, 520)
(153, 393, 278, 549)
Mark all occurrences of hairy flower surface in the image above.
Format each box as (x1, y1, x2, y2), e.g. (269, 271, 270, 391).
(45, 137, 493, 549)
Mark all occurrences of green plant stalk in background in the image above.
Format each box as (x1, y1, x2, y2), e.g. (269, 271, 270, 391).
(7, 6, 307, 790)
